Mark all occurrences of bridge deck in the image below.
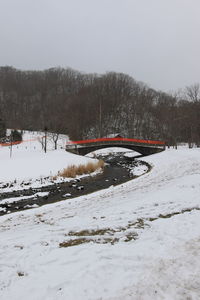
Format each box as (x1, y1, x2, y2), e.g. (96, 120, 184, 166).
(66, 138, 165, 156)
(67, 137, 165, 146)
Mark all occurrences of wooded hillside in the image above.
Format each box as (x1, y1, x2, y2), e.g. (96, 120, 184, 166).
(0, 66, 199, 147)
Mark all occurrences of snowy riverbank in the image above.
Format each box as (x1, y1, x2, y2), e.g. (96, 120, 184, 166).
(0, 131, 97, 187)
(0, 147, 200, 299)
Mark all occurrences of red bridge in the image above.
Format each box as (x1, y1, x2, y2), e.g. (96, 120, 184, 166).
(66, 137, 165, 156)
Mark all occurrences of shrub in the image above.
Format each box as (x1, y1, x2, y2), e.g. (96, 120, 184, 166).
(11, 130, 23, 142)
(59, 160, 104, 178)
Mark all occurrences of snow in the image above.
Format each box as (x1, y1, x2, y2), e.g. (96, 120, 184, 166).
(0, 192, 50, 205)
(1, 144, 200, 299)
(0, 195, 36, 205)
(87, 147, 140, 157)
(0, 131, 97, 185)
(63, 193, 72, 197)
(130, 163, 148, 176)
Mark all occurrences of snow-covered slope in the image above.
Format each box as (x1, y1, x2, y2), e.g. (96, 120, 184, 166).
(0, 131, 96, 184)
(0, 148, 200, 299)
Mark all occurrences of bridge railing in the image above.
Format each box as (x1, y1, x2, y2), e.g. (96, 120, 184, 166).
(66, 137, 165, 149)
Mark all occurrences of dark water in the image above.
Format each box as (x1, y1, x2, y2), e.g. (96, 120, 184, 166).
(0, 153, 148, 216)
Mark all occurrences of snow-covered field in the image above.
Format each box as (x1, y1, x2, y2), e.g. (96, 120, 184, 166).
(0, 145, 200, 299)
(0, 131, 97, 188)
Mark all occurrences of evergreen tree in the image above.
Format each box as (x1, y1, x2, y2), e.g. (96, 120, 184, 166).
(11, 130, 22, 142)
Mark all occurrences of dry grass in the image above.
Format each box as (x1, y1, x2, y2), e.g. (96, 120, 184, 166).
(59, 237, 119, 248)
(59, 160, 104, 178)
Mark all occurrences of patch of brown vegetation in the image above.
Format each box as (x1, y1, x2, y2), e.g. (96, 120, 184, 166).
(124, 232, 138, 242)
(148, 207, 200, 221)
(59, 225, 139, 248)
(59, 236, 120, 248)
(127, 218, 147, 229)
(67, 228, 115, 237)
(59, 238, 91, 247)
(59, 160, 105, 178)
(17, 271, 25, 277)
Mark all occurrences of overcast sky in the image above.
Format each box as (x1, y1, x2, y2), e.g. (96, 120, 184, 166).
(0, 0, 199, 91)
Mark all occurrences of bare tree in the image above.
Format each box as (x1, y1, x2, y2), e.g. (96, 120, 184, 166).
(48, 132, 60, 150)
(184, 83, 200, 146)
(37, 136, 45, 151)
(186, 83, 200, 102)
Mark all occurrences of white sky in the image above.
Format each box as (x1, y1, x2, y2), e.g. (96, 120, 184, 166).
(0, 0, 200, 91)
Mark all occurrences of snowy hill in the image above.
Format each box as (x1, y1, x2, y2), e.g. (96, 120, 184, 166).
(0, 147, 200, 299)
(0, 130, 97, 185)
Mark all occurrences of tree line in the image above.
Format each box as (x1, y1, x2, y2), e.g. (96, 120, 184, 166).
(0, 66, 199, 147)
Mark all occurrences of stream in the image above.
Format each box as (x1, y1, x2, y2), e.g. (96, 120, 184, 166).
(0, 153, 150, 216)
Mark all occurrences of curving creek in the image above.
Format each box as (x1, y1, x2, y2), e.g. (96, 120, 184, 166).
(0, 153, 151, 216)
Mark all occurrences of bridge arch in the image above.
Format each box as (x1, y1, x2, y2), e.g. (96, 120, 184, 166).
(66, 138, 165, 156)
